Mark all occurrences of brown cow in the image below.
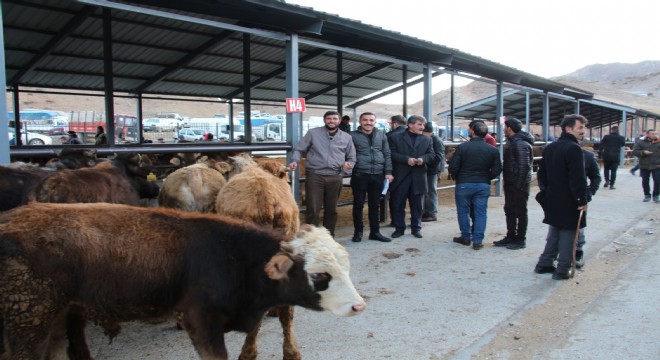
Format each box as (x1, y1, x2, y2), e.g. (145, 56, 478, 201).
(215, 158, 302, 359)
(158, 161, 229, 213)
(0, 203, 365, 360)
(34, 153, 160, 205)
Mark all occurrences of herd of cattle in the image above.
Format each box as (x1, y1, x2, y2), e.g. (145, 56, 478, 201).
(0, 149, 365, 360)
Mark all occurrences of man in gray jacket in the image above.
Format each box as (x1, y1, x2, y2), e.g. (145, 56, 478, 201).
(289, 111, 356, 236)
(350, 112, 394, 242)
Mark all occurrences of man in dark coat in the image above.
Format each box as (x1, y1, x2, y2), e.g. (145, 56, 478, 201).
(448, 121, 502, 250)
(534, 114, 589, 280)
(386, 114, 409, 224)
(389, 115, 435, 239)
(599, 126, 626, 189)
(494, 118, 534, 250)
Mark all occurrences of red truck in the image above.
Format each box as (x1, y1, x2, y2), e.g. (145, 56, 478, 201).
(68, 113, 139, 142)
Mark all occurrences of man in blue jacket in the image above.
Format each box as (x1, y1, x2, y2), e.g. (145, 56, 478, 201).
(534, 114, 589, 280)
(349, 112, 393, 242)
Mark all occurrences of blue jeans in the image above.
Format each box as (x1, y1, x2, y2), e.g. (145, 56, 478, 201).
(455, 183, 490, 244)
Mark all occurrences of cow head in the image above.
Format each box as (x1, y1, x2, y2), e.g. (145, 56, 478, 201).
(266, 225, 366, 317)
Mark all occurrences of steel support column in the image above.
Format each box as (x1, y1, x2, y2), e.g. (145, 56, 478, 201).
(525, 91, 530, 131)
(450, 74, 455, 141)
(621, 111, 627, 164)
(337, 52, 343, 114)
(285, 34, 302, 203)
(495, 82, 503, 196)
(242, 34, 251, 144)
(542, 93, 550, 143)
(103, 8, 115, 144)
(422, 64, 432, 121)
(402, 65, 408, 117)
(0, 5, 9, 163)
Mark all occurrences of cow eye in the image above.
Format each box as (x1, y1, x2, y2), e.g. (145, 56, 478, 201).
(309, 273, 330, 282)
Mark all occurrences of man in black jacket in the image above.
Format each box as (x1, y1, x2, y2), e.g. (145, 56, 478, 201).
(534, 114, 589, 280)
(494, 118, 534, 250)
(389, 115, 435, 239)
(349, 112, 393, 243)
(599, 126, 626, 189)
(448, 121, 502, 250)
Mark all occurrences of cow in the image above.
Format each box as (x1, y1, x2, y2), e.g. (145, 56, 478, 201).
(0, 149, 98, 212)
(34, 153, 160, 205)
(215, 158, 302, 359)
(158, 160, 229, 213)
(0, 203, 365, 360)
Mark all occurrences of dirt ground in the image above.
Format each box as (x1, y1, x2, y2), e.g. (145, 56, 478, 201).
(78, 167, 658, 360)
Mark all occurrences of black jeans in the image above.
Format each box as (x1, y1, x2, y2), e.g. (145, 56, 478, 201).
(640, 168, 660, 196)
(603, 160, 619, 185)
(503, 184, 530, 241)
(351, 172, 384, 234)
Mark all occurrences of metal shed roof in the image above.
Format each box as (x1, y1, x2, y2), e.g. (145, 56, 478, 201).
(436, 89, 660, 129)
(4, 0, 594, 108)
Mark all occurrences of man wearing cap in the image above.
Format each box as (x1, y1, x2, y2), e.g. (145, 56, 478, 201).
(389, 115, 435, 238)
(421, 122, 445, 222)
(66, 130, 83, 145)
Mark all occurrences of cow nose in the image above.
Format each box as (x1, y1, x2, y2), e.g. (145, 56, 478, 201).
(352, 303, 366, 314)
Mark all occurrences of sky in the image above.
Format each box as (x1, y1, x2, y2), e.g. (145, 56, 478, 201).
(288, 0, 659, 103)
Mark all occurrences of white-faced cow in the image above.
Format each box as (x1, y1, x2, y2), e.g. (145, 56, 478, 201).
(0, 203, 365, 360)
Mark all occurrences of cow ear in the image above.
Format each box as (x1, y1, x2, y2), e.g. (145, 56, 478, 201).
(265, 254, 293, 280)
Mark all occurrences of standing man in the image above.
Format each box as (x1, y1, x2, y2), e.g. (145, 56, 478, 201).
(66, 130, 83, 144)
(600, 126, 626, 189)
(421, 121, 445, 222)
(289, 110, 356, 236)
(386, 114, 408, 225)
(534, 114, 589, 280)
(632, 129, 659, 203)
(349, 112, 394, 243)
(449, 121, 502, 250)
(389, 115, 435, 238)
(494, 118, 534, 250)
(339, 115, 351, 133)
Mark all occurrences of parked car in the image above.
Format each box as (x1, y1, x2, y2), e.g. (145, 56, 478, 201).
(8, 127, 53, 145)
(176, 128, 205, 141)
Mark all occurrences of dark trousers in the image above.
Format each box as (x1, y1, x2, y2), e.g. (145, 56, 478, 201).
(503, 184, 530, 241)
(603, 160, 619, 185)
(391, 175, 424, 233)
(351, 173, 384, 234)
(305, 172, 344, 235)
(640, 168, 660, 196)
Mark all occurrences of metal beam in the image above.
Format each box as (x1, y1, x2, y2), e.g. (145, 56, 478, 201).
(305, 61, 393, 101)
(136, 31, 235, 93)
(8, 5, 96, 85)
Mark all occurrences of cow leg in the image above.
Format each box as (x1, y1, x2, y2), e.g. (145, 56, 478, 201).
(278, 306, 301, 360)
(65, 311, 93, 360)
(181, 307, 228, 360)
(238, 320, 261, 360)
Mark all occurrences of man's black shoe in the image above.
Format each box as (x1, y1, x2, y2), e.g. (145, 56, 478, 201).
(493, 237, 514, 247)
(351, 232, 362, 242)
(411, 231, 423, 238)
(391, 230, 404, 238)
(368, 232, 391, 242)
(534, 265, 556, 274)
(552, 270, 572, 280)
(472, 243, 483, 250)
(609, 185, 616, 190)
(506, 241, 526, 250)
(453, 236, 471, 246)
(421, 216, 437, 222)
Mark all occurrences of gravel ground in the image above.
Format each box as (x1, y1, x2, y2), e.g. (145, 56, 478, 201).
(80, 168, 659, 360)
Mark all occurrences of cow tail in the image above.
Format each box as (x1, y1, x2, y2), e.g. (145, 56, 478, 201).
(1, 316, 5, 354)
